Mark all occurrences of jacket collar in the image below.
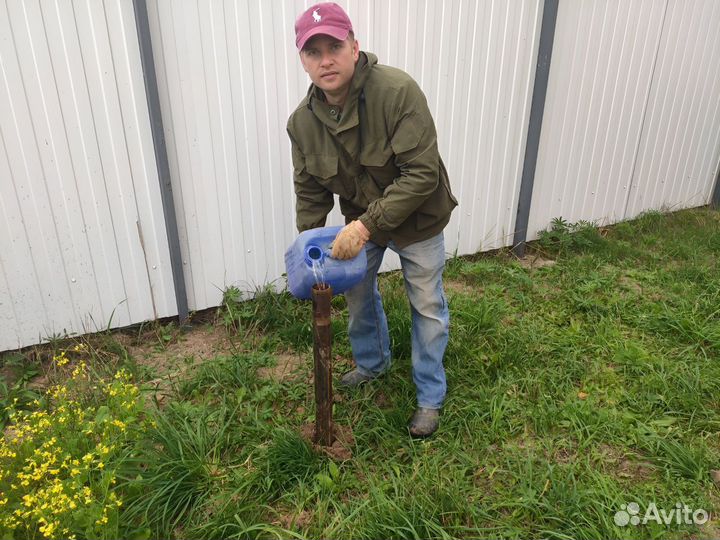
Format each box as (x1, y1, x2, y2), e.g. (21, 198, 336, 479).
(307, 52, 377, 133)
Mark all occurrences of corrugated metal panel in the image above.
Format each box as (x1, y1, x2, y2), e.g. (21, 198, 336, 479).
(148, 0, 542, 308)
(626, 0, 720, 217)
(146, 0, 303, 309)
(527, 0, 668, 239)
(0, 0, 175, 351)
(346, 0, 543, 258)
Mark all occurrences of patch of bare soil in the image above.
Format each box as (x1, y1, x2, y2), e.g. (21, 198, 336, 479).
(516, 255, 557, 270)
(598, 444, 655, 481)
(711, 469, 720, 488)
(257, 352, 308, 383)
(445, 279, 481, 295)
(118, 322, 232, 374)
(116, 322, 235, 405)
(553, 445, 578, 464)
(374, 391, 392, 409)
(26, 372, 50, 391)
(275, 509, 313, 531)
(618, 275, 643, 295)
(299, 422, 355, 461)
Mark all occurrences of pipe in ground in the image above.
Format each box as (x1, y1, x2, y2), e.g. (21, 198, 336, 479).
(312, 283, 334, 446)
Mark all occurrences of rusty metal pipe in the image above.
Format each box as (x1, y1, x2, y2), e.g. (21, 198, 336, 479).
(312, 283, 334, 446)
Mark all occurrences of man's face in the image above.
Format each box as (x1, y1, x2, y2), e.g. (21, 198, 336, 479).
(300, 34, 359, 104)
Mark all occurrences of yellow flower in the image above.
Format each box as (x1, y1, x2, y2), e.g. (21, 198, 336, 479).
(71, 361, 87, 379)
(53, 352, 69, 367)
(97, 444, 111, 455)
(40, 521, 57, 538)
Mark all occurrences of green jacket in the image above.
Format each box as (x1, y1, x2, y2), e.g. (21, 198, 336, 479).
(287, 52, 457, 248)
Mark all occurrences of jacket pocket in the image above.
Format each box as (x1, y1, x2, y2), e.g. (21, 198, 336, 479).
(360, 142, 397, 189)
(390, 113, 425, 155)
(305, 154, 355, 200)
(305, 154, 338, 179)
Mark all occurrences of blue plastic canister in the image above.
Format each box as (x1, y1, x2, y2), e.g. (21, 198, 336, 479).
(285, 225, 367, 300)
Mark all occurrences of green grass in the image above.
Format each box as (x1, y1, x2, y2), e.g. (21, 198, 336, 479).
(2, 207, 720, 539)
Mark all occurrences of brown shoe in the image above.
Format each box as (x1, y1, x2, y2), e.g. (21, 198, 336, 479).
(408, 407, 440, 438)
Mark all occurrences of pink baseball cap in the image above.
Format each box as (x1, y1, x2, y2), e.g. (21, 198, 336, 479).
(295, 2, 353, 50)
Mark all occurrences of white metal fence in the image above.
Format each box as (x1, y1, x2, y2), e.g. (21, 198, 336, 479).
(1, 0, 176, 352)
(528, 0, 720, 238)
(2, 0, 719, 351)
(625, 0, 720, 218)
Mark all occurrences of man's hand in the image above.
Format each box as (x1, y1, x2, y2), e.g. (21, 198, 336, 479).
(331, 220, 370, 259)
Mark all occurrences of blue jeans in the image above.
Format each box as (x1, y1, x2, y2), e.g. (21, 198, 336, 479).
(344, 233, 449, 409)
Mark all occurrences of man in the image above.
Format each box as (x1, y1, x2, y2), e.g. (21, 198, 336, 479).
(287, 2, 457, 438)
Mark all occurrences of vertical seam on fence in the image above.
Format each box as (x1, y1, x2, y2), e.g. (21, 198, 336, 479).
(511, 0, 559, 258)
(131, 0, 189, 322)
(623, 0, 670, 220)
(712, 153, 720, 209)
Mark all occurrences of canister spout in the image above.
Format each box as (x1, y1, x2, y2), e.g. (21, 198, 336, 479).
(305, 245, 325, 264)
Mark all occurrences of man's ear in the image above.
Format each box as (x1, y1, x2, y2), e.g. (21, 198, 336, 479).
(352, 39, 360, 62)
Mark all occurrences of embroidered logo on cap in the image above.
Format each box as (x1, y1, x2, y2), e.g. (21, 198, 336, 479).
(313, 9, 321, 22)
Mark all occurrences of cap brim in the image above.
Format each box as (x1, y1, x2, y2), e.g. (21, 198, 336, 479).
(297, 26, 350, 50)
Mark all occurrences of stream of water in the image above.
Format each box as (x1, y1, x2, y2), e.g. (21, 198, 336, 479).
(311, 258, 326, 287)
